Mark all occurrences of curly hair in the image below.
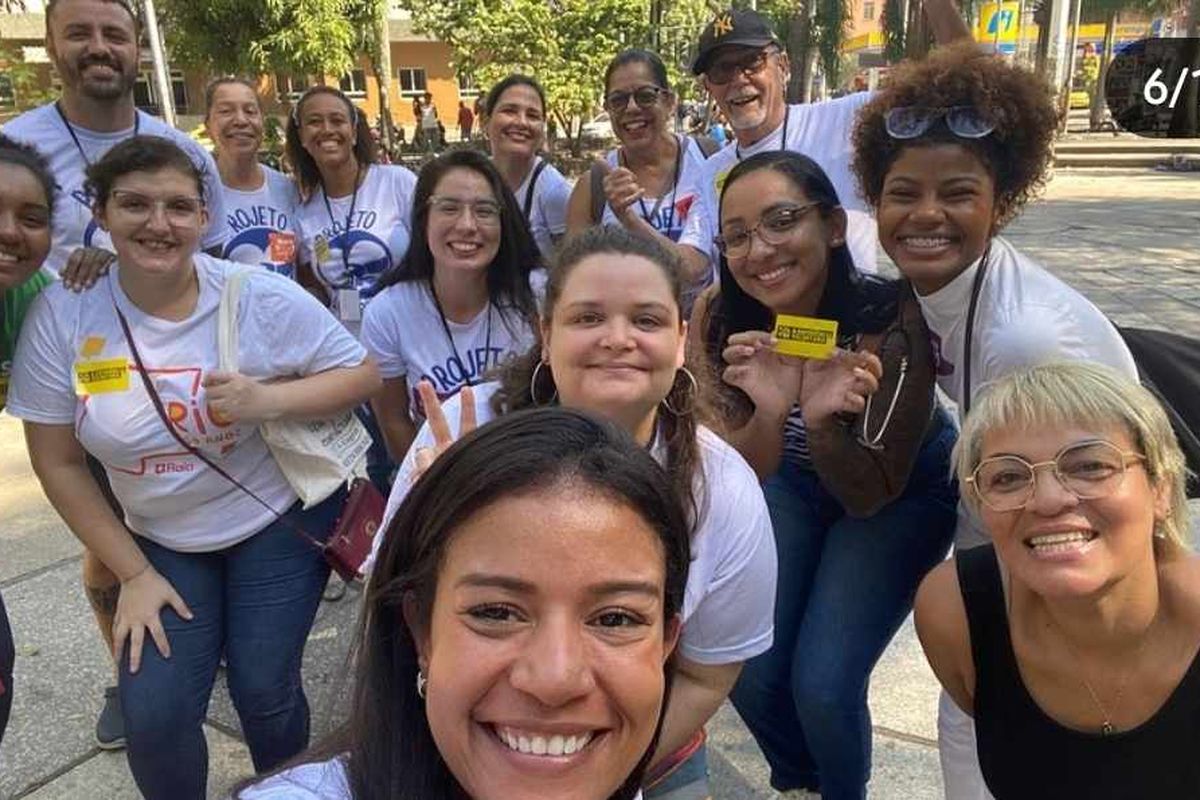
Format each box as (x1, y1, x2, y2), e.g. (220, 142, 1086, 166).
(852, 41, 1060, 228)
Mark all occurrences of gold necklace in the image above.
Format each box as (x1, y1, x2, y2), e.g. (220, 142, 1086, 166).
(1046, 611, 1158, 736)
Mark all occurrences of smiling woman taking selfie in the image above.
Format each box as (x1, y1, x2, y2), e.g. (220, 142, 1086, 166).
(916, 362, 1200, 800)
(238, 407, 691, 800)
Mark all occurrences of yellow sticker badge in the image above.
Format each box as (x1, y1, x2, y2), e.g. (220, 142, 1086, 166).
(773, 315, 838, 360)
(75, 358, 130, 396)
(314, 235, 332, 265)
(81, 336, 106, 358)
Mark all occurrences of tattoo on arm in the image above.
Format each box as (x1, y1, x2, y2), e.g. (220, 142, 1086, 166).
(86, 584, 121, 616)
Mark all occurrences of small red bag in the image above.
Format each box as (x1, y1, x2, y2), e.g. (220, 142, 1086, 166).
(324, 478, 386, 582)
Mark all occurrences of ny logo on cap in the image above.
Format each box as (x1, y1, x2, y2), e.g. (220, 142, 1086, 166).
(713, 13, 734, 36)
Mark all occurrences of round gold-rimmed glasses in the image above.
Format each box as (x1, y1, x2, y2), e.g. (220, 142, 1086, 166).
(965, 440, 1147, 512)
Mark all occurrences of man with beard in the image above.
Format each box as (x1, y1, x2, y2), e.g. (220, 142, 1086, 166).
(677, 5, 970, 285)
(2, 0, 229, 275)
(0, 0, 230, 751)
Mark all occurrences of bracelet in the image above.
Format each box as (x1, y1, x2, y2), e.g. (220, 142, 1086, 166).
(122, 563, 151, 584)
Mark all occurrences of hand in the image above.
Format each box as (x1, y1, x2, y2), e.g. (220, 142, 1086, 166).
(113, 565, 193, 674)
(61, 247, 115, 291)
(720, 330, 804, 417)
(411, 381, 476, 484)
(202, 371, 278, 423)
(595, 159, 646, 221)
(799, 349, 883, 430)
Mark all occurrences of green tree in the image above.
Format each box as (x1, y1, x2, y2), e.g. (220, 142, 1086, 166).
(401, 0, 713, 154)
(0, 41, 55, 113)
(157, 0, 384, 88)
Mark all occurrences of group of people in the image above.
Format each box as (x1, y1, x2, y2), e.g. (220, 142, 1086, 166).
(0, 1, 1196, 799)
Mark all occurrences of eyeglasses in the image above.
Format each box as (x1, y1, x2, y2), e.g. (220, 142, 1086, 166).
(884, 106, 995, 140)
(966, 440, 1147, 512)
(705, 48, 776, 85)
(713, 202, 819, 258)
(109, 190, 203, 225)
(604, 86, 670, 112)
(428, 196, 502, 227)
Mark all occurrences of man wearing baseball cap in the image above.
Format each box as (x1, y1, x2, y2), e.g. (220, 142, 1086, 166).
(677, 3, 970, 287)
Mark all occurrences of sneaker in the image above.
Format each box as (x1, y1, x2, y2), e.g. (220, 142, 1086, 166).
(95, 685, 126, 750)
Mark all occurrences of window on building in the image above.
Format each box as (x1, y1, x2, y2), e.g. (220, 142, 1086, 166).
(457, 74, 479, 99)
(133, 70, 189, 114)
(397, 67, 427, 97)
(339, 69, 368, 98)
(863, 0, 876, 19)
(278, 74, 311, 101)
(0, 74, 15, 110)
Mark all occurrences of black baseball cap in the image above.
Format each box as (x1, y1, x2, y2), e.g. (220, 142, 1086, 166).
(691, 8, 783, 76)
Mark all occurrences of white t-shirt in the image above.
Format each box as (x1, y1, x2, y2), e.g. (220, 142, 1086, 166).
(598, 136, 709, 243)
(7, 254, 366, 552)
(679, 94, 877, 276)
(236, 757, 648, 800)
(513, 156, 570, 259)
(371, 381, 778, 666)
(295, 164, 418, 321)
(220, 166, 300, 278)
(917, 236, 1138, 547)
(1, 103, 231, 273)
(359, 273, 544, 419)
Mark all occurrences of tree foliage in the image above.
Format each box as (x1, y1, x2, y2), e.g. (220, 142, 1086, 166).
(399, 0, 713, 152)
(157, 0, 385, 80)
(0, 42, 55, 112)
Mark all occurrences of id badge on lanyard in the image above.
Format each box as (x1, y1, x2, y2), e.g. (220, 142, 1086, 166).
(335, 288, 362, 323)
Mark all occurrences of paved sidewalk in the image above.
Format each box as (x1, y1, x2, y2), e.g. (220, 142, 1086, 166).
(0, 169, 1196, 799)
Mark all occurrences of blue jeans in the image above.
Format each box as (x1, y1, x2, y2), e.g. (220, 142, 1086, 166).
(731, 408, 959, 800)
(119, 489, 343, 800)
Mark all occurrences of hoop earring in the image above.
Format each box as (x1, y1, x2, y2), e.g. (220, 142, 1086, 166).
(416, 671, 427, 699)
(530, 360, 558, 406)
(661, 367, 698, 416)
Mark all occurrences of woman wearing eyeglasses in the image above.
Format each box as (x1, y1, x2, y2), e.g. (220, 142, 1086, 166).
(360, 149, 543, 462)
(566, 51, 710, 261)
(7, 136, 380, 797)
(851, 42, 1139, 797)
(692, 149, 958, 800)
(916, 361, 1200, 800)
(481, 75, 571, 261)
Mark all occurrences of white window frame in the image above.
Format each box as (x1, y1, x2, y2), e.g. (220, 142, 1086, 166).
(339, 69, 368, 99)
(397, 67, 427, 98)
(134, 70, 189, 113)
(0, 74, 15, 110)
(457, 74, 480, 99)
(278, 74, 311, 102)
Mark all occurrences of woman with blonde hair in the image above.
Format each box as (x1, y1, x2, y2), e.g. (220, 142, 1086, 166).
(915, 361, 1200, 799)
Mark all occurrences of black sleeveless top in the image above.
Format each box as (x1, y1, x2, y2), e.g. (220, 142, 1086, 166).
(957, 545, 1200, 800)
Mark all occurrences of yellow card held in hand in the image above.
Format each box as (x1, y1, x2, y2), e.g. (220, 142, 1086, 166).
(773, 315, 838, 360)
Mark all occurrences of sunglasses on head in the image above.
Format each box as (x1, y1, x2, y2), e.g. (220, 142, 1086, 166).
(884, 106, 995, 140)
(604, 86, 670, 112)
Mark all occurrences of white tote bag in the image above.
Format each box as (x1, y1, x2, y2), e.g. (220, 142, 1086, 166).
(218, 269, 371, 508)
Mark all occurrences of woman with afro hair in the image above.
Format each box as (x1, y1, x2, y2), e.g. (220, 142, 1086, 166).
(852, 41, 1139, 798)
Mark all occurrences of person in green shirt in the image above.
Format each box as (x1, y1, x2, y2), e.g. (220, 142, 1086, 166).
(0, 132, 56, 746)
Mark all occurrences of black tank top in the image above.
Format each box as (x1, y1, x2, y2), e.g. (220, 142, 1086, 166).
(957, 545, 1200, 800)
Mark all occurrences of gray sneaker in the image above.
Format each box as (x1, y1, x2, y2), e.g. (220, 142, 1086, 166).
(95, 685, 126, 750)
